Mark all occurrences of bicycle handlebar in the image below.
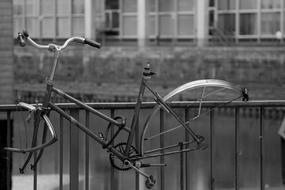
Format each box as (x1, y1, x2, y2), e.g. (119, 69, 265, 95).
(17, 30, 101, 51)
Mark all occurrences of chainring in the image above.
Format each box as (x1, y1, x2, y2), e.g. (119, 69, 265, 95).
(109, 142, 138, 171)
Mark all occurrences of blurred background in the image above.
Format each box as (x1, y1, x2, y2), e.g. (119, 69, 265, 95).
(1, 0, 285, 190)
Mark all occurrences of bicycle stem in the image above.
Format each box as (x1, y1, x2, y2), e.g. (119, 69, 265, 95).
(49, 50, 61, 82)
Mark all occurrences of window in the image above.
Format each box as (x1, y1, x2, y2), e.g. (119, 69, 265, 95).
(239, 0, 258, 10)
(122, 0, 137, 37)
(218, 13, 235, 35)
(13, 0, 85, 39)
(103, 0, 137, 38)
(147, 0, 195, 39)
(261, 12, 280, 35)
(239, 13, 257, 35)
(261, 0, 281, 9)
(216, 0, 284, 40)
(218, 0, 235, 10)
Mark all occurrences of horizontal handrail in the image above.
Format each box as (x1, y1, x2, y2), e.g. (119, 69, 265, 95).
(1, 100, 285, 111)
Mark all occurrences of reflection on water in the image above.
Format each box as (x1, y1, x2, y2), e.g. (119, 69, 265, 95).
(11, 108, 285, 190)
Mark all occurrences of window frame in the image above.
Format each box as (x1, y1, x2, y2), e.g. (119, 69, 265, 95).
(147, 0, 196, 40)
(216, 0, 285, 40)
(13, 0, 85, 40)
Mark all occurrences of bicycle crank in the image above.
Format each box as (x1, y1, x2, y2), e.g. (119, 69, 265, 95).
(109, 142, 138, 171)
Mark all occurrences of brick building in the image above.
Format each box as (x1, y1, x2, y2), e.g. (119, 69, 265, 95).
(0, 1, 13, 190)
(0, 0, 14, 104)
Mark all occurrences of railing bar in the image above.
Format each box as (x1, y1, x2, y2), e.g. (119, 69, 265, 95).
(210, 110, 214, 190)
(160, 109, 165, 190)
(180, 143, 184, 190)
(70, 109, 79, 190)
(6, 112, 11, 190)
(33, 151, 38, 190)
(260, 107, 264, 190)
(110, 109, 116, 190)
(2, 101, 285, 111)
(135, 109, 140, 190)
(33, 113, 39, 190)
(85, 111, 90, 190)
(59, 114, 63, 190)
(234, 107, 240, 190)
(185, 108, 190, 190)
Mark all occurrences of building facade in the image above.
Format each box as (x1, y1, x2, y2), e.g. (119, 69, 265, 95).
(13, 0, 285, 46)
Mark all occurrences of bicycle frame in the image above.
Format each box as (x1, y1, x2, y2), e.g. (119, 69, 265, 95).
(43, 65, 200, 160)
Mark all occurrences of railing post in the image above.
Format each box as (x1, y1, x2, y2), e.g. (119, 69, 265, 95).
(110, 109, 118, 190)
(234, 108, 240, 190)
(85, 111, 90, 190)
(180, 142, 184, 190)
(259, 107, 264, 190)
(210, 110, 215, 190)
(33, 111, 41, 190)
(160, 109, 165, 190)
(59, 115, 63, 190)
(185, 108, 190, 190)
(70, 109, 80, 190)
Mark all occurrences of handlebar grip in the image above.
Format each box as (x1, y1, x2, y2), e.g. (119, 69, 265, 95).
(84, 38, 101, 49)
(17, 33, 26, 47)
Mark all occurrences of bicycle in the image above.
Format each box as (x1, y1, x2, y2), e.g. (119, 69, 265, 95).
(5, 30, 249, 189)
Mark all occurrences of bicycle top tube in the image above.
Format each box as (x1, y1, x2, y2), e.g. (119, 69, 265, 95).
(17, 30, 101, 52)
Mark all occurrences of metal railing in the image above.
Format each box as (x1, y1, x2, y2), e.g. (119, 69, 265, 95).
(1, 100, 285, 190)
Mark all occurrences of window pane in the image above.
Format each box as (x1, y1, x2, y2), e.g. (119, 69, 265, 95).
(105, 11, 119, 29)
(112, 12, 120, 28)
(209, 0, 215, 7)
(122, 16, 137, 36)
(218, 0, 235, 10)
(123, 0, 137, 13)
(72, 0, 84, 14)
(178, 15, 194, 35)
(41, 0, 54, 15)
(26, 18, 39, 37)
(261, 0, 281, 9)
(240, 0, 257, 9)
(218, 13, 235, 35)
(58, 17, 70, 37)
(57, 0, 70, 15)
(26, 0, 37, 16)
(239, 13, 257, 35)
(148, 15, 156, 36)
(72, 17, 84, 36)
(159, 0, 174, 12)
(14, 18, 24, 34)
(14, 0, 24, 15)
(106, 0, 119, 10)
(148, 0, 156, 12)
(178, 0, 194, 11)
(159, 15, 174, 36)
(42, 18, 55, 37)
(261, 13, 280, 35)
